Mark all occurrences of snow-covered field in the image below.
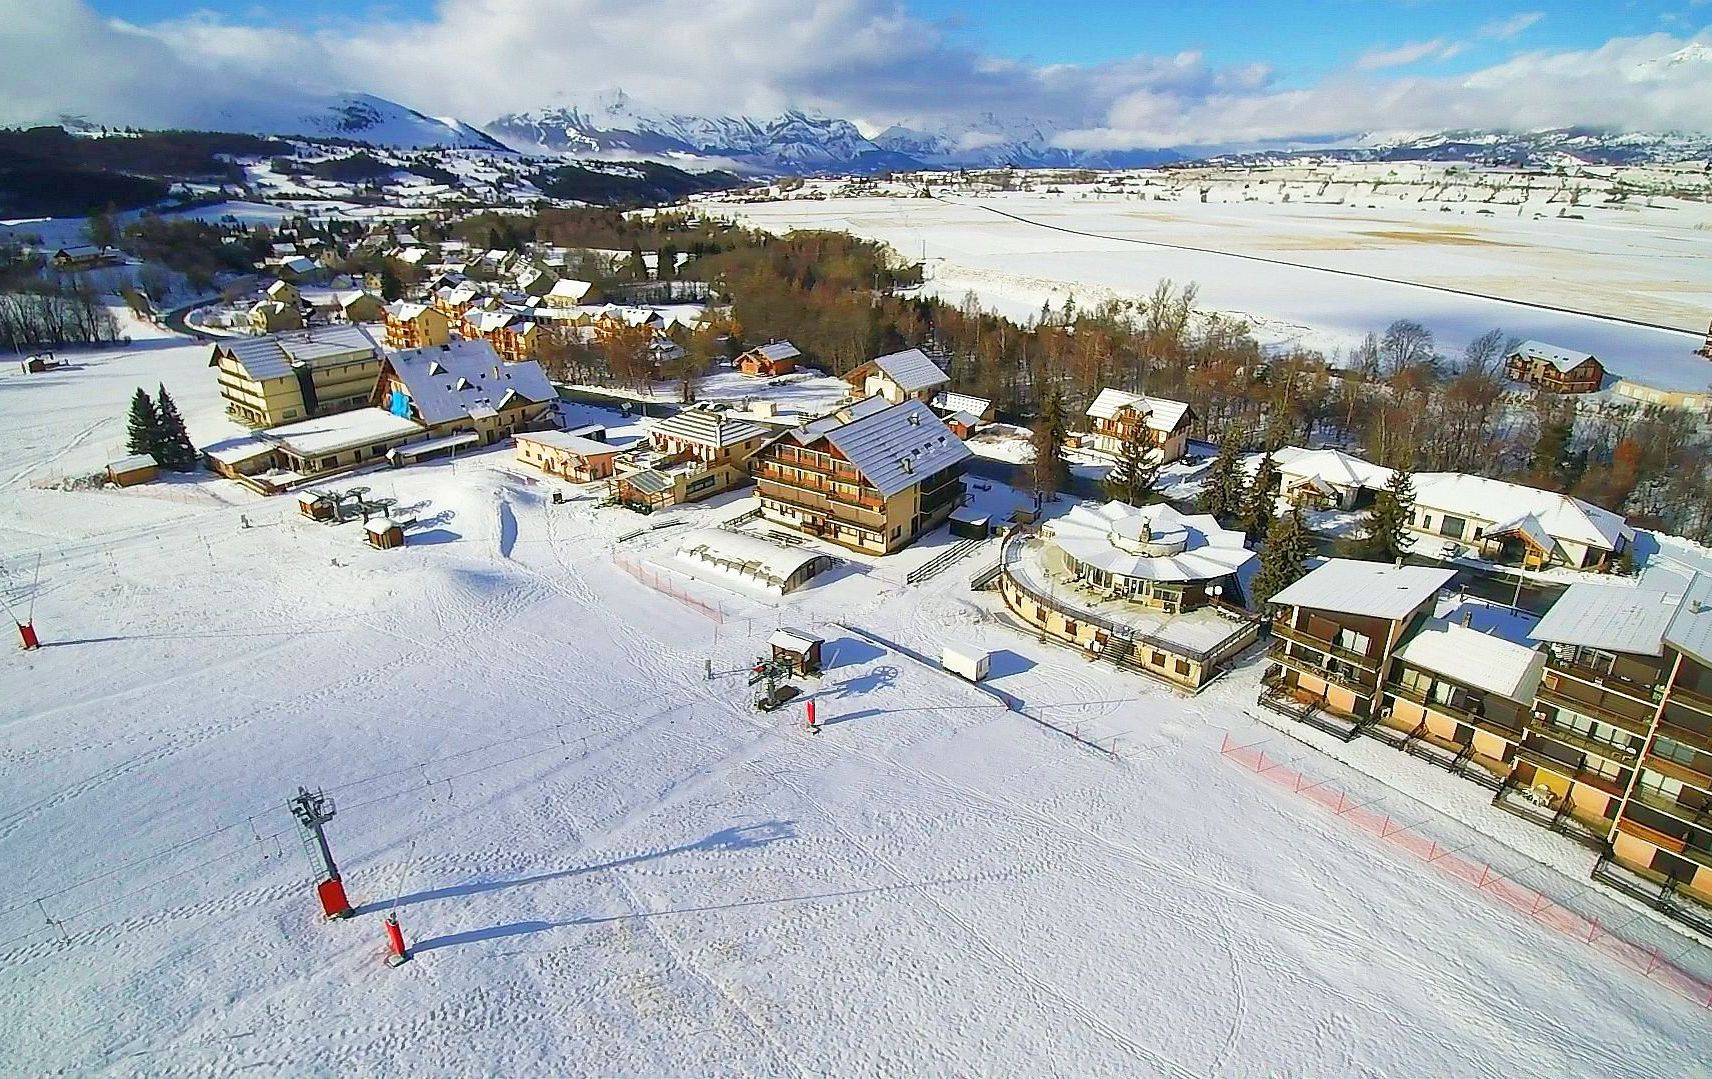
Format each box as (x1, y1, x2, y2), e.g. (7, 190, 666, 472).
(721, 180, 1712, 393)
(0, 315, 1707, 1072)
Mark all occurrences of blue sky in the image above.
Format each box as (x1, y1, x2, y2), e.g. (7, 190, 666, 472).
(95, 0, 1706, 83)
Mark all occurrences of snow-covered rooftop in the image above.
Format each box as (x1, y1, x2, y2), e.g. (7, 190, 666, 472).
(932, 390, 992, 417)
(1511, 340, 1597, 371)
(514, 430, 619, 457)
(260, 407, 423, 458)
(382, 339, 555, 426)
(784, 398, 971, 498)
(1413, 473, 1630, 552)
(650, 409, 770, 448)
(750, 341, 801, 363)
(1269, 446, 1394, 492)
(676, 528, 827, 592)
(1085, 388, 1192, 433)
(1529, 569, 1711, 659)
(1396, 619, 1546, 703)
(1270, 559, 1457, 620)
(866, 348, 949, 393)
(1046, 501, 1255, 584)
(212, 324, 380, 380)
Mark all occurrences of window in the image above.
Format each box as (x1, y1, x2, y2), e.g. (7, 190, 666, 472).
(1439, 514, 1467, 539)
(1335, 628, 1371, 656)
(1420, 513, 1432, 530)
(1174, 658, 1191, 676)
(1064, 620, 1079, 636)
(1653, 738, 1701, 767)
(1151, 651, 1167, 667)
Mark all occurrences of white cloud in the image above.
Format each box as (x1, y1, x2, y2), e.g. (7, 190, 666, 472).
(1479, 12, 1545, 41)
(1357, 39, 1460, 71)
(0, 0, 1707, 153)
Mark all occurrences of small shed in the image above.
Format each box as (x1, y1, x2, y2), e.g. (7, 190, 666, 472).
(20, 353, 58, 374)
(949, 506, 991, 540)
(769, 628, 824, 675)
(297, 490, 337, 521)
(944, 411, 980, 440)
(106, 453, 158, 487)
(365, 517, 406, 549)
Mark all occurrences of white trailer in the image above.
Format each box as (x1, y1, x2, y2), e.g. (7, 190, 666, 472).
(941, 646, 990, 683)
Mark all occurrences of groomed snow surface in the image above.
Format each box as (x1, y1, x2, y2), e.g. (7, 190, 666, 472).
(721, 183, 1712, 393)
(0, 315, 1707, 1073)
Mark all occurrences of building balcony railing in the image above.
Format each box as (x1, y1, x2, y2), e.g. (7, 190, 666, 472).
(1639, 752, 1712, 794)
(753, 469, 886, 516)
(1627, 784, 1712, 831)
(1535, 681, 1655, 738)
(1666, 681, 1712, 719)
(1525, 714, 1640, 767)
(1271, 621, 1381, 671)
(1385, 683, 1523, 743)
(1543, 659, 1662, 708)
(1614, 815, 1688, 855)
(1511, 743, 1627, 798)
(1266, 643, 1378, 697)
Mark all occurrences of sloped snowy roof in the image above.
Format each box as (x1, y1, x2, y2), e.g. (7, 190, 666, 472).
(546, 279, 593, 301)
(1413, 473, 1630, 552)
(1046, 501, 1256, 584)
(1530, 578, 1684, 656)
(1270, 447, 1394, 491)
(932, 390, 992, 416)
(1511, 340, 1597, 372)
(785, 399, 970, 498)
(382, 339, 554, 425)
(214, 324, 379, 380)
(1666, 573, 1712, 666)
(514, 431, 619, 457)
(1396, 619, 1546, 702)
(866, 348, 949, 393)
(677, 529, 826, 591)
(1085, 388, 1192, 433)
(749, 341, 802, 363)
(107, 453, 156, 473)
(1270, 559, 1456, 619)
(386, 300, 434, 321)
(650, 409, 770, 448)
(260, 407, 422, 457)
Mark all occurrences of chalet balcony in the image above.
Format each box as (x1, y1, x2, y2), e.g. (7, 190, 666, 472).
(1627, 784, 1712, 831)
(1385, 682, 1523, 743)
(1511, 743, 1627, 798)
(1639, 751, 1712, 794)
(1613, 815, 1712, 873)
(1666, 681, 1712, 720)
(1535, 674, 1656, 737)
(753, 468, 887, 518)
(1525, 712, 1640, 767)
(1265, 642, 1378, 697)
(1270, 621, 1380, 671)
(1657, 706, 1712, 753)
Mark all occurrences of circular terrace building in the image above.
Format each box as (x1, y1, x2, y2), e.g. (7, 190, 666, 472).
(1041, 501, 1256, 613)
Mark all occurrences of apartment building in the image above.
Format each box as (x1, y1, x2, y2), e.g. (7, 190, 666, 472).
(383, 301, 451, 351)
(208, 324, 384, 428)
(750, 397, 970, 555)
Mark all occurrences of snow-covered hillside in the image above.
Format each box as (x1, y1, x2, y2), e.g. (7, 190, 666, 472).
(1, 315, 1708, 1071)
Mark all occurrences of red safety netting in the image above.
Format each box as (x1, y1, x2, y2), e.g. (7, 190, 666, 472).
(1220, 736, 1712, 1011)
(613, 555, 726, 622)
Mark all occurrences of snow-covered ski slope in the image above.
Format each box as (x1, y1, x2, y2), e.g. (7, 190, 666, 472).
(724, 184, 1712, 393)
(0, 318, 1706, 1072)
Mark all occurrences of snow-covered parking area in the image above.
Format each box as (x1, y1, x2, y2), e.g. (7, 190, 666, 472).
(0, 318, 1705, 1072)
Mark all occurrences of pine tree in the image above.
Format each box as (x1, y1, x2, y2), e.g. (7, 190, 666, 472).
(1029, 386, 1071, 505)
(1251, 507, 1315, 610)
(1361, 468, 1417, 562)
(627, 241, 648, 280)
(125, 388, 160, 458)
(153, 384, 196, 471)
(1241, 450, 1278, 537)
(1200, 429, 1245, 522)
(1102, 414, 1159, 505)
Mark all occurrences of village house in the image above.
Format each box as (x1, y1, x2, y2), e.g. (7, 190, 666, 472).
(996, 500, 1260, 689)
(930, 390, 996, 425)
(737, 341, 802, 378)
(1611, 379, 1712, 417)
(749, 397, 970, 554)
(265, 279, 303, 308)
(467, 310, 541, 362)
(1504, 341, 1605, 394)
(210, 324, 384, 428)
(1083, 388, 1195, 464)
(514, 430, 621, 482)
(431, 283, 481, 322)
(336, 291, 385, 324)
(1409, 473, 1632, 571)
(278, 255, 319, 281)
(372, 338, 557, 446)
(543, 279, 596, 307)
(50, 245, 121, 271)
(1262, 446, 1394, 511)
(1262, 559, 1458, 734)
(843, 348, 950, 405)
(516, 265, 559, 298)
(248, 300, 304, 335)
(383, 301, 451, 351)
(612, 408, 771, 510)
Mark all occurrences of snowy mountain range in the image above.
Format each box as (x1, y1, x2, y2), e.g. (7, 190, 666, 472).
(81, 91, 513, 152)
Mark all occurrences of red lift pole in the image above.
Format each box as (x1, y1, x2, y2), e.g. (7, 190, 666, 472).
(289, 787, 352, 919)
